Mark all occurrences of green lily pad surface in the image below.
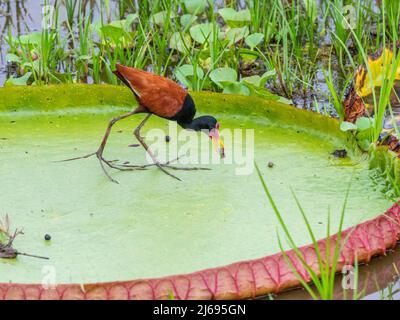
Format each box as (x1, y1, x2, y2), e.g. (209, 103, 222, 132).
(0, 86, 393, 284)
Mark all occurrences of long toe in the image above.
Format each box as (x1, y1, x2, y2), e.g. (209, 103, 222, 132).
(162, 165, 211, 171)
(156, 165, 181, 181)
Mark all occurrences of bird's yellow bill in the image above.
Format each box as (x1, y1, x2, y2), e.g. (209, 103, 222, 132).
(213, 137, 225, 158)
(210, 129, 225, 158)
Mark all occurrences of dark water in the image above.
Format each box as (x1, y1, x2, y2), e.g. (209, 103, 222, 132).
(0, 0, 399, 300)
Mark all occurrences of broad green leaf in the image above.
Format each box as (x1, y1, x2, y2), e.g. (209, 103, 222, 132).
(99, 14, 136, 45)
(340, 121, 357, 131)
(5, 72, 32, 86)
(245, 33, 264, 48)
(182, 0, 208, 14)
(175, 64, 204, 79)
(241, 70, 275, 88)
(19, 32, 41, 46)
(218, 8, 250, 27)
(151, 11, 175, 26)
(357, 139, 372, 151)
(174, 64, 204, 89)
(222, 82, 250, 95)
(169, 32, 192, 53)
(175, 70, 192, 89)
(109, 13, 138, 30)
(239, 49, 259, 64)
(225, 27, 249, 44)
(180, 14, 197, 29)
(5, 53, 21, 63)
(101, 25, 127, 43)
(355, 117, 372, 131)
(242, 75, 262, 87)
(355, 128, 373, 142)
(189, 23, 218, 44)
(124, 13, 138, 28)
(209, 67, 237, 86)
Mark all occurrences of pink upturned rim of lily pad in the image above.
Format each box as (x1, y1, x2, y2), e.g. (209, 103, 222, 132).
(0, 202, 399, 300)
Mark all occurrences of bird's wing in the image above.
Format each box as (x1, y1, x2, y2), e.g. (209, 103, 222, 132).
(114, 64, 187, 118)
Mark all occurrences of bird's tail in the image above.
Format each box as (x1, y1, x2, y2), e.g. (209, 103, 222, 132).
(113, 64, 148, 98)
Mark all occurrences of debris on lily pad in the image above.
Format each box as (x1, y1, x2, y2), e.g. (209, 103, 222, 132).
(332, 149, 347, 158)
(0, 214, 49, 260)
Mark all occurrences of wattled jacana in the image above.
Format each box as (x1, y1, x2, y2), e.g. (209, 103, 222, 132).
(62, 64, 224, 183)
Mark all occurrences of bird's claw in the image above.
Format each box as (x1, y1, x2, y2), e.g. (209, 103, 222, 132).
(57, 150, 148, 184)
(117, 156, 211, 171)
(58, 152, 210, 183)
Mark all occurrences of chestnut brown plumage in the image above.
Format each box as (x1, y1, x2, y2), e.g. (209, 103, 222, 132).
(114, 64, 187, 118)
(61, 64, 224, 183)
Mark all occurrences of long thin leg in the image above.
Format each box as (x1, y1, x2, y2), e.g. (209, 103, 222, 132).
(133, 114, 182, 181)
(98, 110, 139, 157)
(60, 110, 144, 183)
(59, 110, 209, 182)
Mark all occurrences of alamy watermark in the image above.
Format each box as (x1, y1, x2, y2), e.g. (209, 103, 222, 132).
(146, 122, 255, 175)
(41, 265, 57, 290)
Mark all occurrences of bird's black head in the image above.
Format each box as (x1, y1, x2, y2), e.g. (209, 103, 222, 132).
(186, 115, 218, 131)
(182, 115, 224, 158)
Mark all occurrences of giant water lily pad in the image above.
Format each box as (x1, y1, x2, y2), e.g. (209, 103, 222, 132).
(0, 85, 396, 296)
